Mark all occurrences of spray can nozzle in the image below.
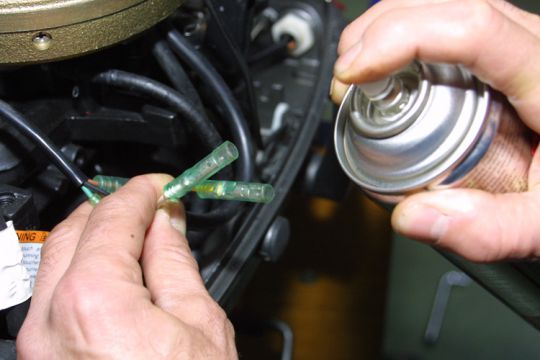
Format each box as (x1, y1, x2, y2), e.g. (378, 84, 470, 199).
(358, 76, 410, 116)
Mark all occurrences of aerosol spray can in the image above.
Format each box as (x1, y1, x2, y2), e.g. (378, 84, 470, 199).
(334, 62, 535, 204)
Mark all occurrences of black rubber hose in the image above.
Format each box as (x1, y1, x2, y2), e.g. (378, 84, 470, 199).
(202, 0, 263, 147)
(166, 29, 255, 183)
(0, 99, 88, 188)
(152, 40, 235, 182)
(93, 70, 222, 153)
(93, 70, 242, 227)
(152, 40, 205, 115)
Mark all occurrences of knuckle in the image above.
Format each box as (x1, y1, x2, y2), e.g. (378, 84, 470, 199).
(51, 274, 106, 324)
(100, 192, 148, 225)
(458, 0, 499, 35)
(383, 14, 409, 40)
(129, 174, 155, 188)
(190, 294, 229, 331)
(148, 243, 200, 271)
(338, 23, 356, 51)
(198, 298, 234, 351)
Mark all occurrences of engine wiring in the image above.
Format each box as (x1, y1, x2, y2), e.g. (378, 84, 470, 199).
(85, 142, 274, 206)
(201, 0, 263, 147)
(152, 39, 233, 182)
(165, 29, 261, 227)
(0, 6, 292, 229)
(166, 29, 255, 182)
(81, 186, 101, 206)
(247, 34, 296, 66)
(0, 99, 109, 198)
(92, 70, 246, 227)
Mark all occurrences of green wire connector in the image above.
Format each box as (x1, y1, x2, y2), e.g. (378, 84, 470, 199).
(82, 186, 101, 206)
(193, 180, 275, 203)
(93, 175, 129, 193)
(163, 141, 239, 200)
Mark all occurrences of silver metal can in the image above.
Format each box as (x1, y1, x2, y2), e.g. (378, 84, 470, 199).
(334, 62, 534, 203)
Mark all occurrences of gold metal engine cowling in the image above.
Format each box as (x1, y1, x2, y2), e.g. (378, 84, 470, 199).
(0, 0, 183, 64)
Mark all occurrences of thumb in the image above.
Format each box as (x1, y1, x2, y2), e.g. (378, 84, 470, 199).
(391, 189, 540, 262)
(141, 200, 210, 316)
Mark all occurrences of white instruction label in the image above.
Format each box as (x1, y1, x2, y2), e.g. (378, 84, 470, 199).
(18, 230, 48, 291)
(0, 222, 32, 310)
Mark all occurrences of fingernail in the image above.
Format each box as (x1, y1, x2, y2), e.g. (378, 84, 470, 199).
(335, 41, 363, 75)
(157, 200, 186, 235)
(393, 203, 449, 242)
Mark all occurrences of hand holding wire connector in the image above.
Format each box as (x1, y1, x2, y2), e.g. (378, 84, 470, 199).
(17, 174, 238, 359)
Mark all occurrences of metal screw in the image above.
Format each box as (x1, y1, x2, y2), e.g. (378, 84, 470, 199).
(32, 32, 53, 51)
(72, 86, 80, 99)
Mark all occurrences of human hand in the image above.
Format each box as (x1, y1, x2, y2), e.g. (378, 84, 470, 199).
(332, 0, 540, 262)
(16, 174, 237, 359)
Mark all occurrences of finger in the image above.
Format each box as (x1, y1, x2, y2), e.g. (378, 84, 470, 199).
(70, 174, 173, 282)
(141, 200, 210, 319)
(391, 188, 540, 262)
(334, 1, 540, 132)
(25, 203, 93, 317)
(338, 0, 540, 55)
(330, 77, 350, 104)
(338, 0, 451, 55)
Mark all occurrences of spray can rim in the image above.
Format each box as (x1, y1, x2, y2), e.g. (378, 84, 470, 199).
(334, 62, 491, 195)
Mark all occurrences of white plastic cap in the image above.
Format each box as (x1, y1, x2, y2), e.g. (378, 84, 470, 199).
(271, 11, 315, 57)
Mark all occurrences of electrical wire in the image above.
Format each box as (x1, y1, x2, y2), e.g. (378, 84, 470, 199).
(201, 0, 263, 147)
(83, 181, 109, 197)
(152, 40, 233, 180)
(92, 70, 242, 227)
(0, 99, 95, 190)
(167, 30, 258, 227)
(166, 29, 255, 182)
(247, 35, 294, 66)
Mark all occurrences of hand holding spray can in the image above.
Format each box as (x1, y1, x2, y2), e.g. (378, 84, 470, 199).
(334, 62, 535, 203)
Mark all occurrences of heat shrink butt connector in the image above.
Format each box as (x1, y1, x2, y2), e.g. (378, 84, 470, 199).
(163, 141, 239, 200)
(86, 141, 276, 205)
(194, 180, 274, 203)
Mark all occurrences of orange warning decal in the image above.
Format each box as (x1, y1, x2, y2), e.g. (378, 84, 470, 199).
(17, 230, 49, 243)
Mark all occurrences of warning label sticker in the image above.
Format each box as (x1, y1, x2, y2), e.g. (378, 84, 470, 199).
(17, 230, 49, 244)
(17, 231, 49, 290)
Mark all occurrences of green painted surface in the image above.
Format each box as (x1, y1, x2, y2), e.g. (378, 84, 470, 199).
(341, 0, 368, 20)
(512, 0, 540, 12)
(341, 0, 540, 18)
(384, 237, 540, 359)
